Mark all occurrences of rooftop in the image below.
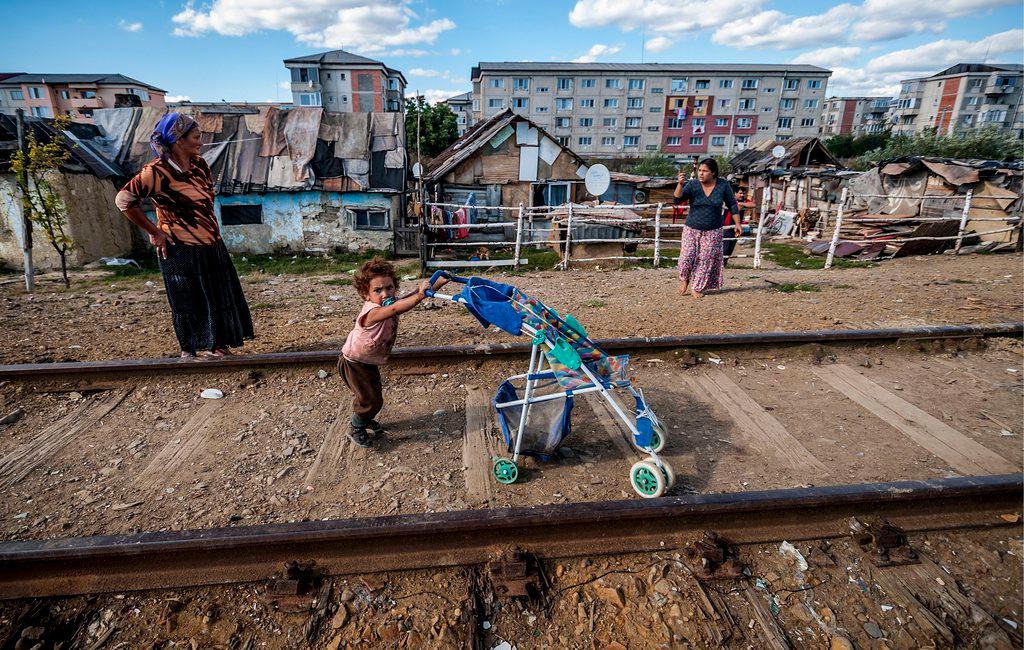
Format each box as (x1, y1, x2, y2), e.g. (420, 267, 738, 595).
(473, 62, 831, 76)
(445, 92, 472, 102)
(0, 73, 166, 93)
(284, 49, 384, 66)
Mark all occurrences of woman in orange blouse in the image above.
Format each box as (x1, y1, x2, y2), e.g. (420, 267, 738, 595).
(115, 113, 253, 359)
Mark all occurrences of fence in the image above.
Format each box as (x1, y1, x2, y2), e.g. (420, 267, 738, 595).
(420, 187, 1022, 272)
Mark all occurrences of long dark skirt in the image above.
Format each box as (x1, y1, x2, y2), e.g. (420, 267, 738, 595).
(159, 240, 254, 354)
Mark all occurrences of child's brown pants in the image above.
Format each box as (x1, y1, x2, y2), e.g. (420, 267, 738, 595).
(338, 356, 383, 426)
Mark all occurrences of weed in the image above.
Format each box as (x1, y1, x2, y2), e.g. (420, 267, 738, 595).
(770, 282, 820, 293)
(322, 278, 353, 286)
(584, 299, 606, 308)
(232, 249, 395, 277)
(763, 243, 873, 270)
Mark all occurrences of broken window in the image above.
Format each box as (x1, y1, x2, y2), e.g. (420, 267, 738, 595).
(221, 204, 263, 226)
(351, 209, 390, 230)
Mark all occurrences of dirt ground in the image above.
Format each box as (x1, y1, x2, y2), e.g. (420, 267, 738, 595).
(1, 526, 1020, 648)
(0, 252, 1021, 364)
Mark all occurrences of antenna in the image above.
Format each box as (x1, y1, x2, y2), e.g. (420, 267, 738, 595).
(640, 21, 646, 64)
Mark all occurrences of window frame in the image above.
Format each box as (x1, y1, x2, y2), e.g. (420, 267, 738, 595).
(349, 207, 391, 231)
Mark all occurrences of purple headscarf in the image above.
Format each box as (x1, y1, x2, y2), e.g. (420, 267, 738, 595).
(150, 112, 197, 160)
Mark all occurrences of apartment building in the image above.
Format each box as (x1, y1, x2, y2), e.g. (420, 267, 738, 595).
(443, 91, 475, 136)
(283, 50, 406, 113)
(0, 73, 166, 122)
(471, 62, 830, 160)
(820, 96, 891, 136)
(888, 63, 1023, 138)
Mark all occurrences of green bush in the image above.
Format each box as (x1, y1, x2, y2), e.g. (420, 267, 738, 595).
(855, 127, 1022, 167)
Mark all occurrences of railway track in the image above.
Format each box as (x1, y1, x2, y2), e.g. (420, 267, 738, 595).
(0, 474, 1019, 600)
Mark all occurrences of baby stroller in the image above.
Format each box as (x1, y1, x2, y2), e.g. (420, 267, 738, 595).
(425, 271, 675, 498)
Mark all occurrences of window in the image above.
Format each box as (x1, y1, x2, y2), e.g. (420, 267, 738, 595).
(804, 99, 819, 109)
(556, 136, 570, 146)
(758, 125, 770, 131)
(601, 136, 615, 145)
(711, 136, 726, 146)
(736, 118, 752, 128)
(489, 78, 505, 89)
(670, 79, 687, 92)
(488, 99, 504, 108)
(784, 79, 799, 90)
(581, 79, 596, 88)
(579, 99, 595, 108)
(714, 117, 728, 127)
(513, 77, 529, 91)
(651, 87, 663, 93)
(536, 86, 549, 93)
(718, 98, 731, 109)
(667, 117, 684, 129)
(695, 79, 710, 90)
(79, 109, 93, 117)
(691, 117, 705, 127)
(512, 97, 529, 109)
(650, 106, 662, 112)
(719, 79, 734, 88)
(81, 90, 97, 99)
(741, 79, 758, 89)
(807, 80, 822, 89)
(30, 106, 52, 117)
(128, 88, 150, 101)
(603, 98, 619, 108)
(689, 136, 703, 145)
(624, 136, 640, 146)
(780, 98, 795, 110)
(666, 136, 681, 145)
(800, 117, 815, 127)
(627, 97, 644, 109)
(602, 117, 617, 127)
(534, 105, 548, 112)
(738, 98, 756, 110)
(966, 96, 979, 106)
(472, 99, 479, 111)
(351, 208, 390, 230)
(777, 117, 793, 128)
(60, 90, 70, 99)
(29, 87, 44, 99)
(762, 106, 774, 112)
(578, 136, 593, 145)
(693, 99, 705, 109)
(647, 125, 660, 132)
(221, 204, 263, 225)
(299, 92, 321, 106)
(557, 78, 572, 90)
(734, 135, 750, 148)
(762, 87, 775, 93)
(556, 98, 572, 110)
(579, 117, 594, 127)
(9, 90, 23, 100)
(626, 117, 641, 127)
(556, 117, 571, 128)
(628, 78, 645, 90)
(646, 145, 658, 150)
(605, 79, 622, 89)
(673, 98, 685, 108)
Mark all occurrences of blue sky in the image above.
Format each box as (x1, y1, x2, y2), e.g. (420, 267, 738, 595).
(2, 0, 1021, 103)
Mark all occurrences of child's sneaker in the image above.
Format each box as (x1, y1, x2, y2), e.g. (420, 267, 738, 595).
(348, 426, 373, 449)
(366, 419, 385, 439)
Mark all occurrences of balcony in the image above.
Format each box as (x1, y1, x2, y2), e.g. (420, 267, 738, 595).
(386, 89, 403, 102)
(70, 97, 103, 109)
(984, 82, 1016, 95)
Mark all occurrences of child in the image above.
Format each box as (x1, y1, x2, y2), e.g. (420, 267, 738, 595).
(338, 257, 448, 448)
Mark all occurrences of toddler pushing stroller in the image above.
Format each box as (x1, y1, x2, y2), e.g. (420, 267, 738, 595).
(425, 271, 675, 498)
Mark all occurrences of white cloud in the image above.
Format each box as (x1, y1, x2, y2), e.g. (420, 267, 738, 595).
(118, 19, 143, 32)
(278, 81, 291, 90)
(450, 48, 462, 55)
(172, 0, 455, 56)
(165, 95, 192, 103)
(791, 46, 862, 68)
(714, 4, 858, 50)
(572, 44, 621, 63)
(866, 28, 1024, 72)
(645, 36, 673, 53)
(408, 68, 442, 77)
(407, 89, 468, 104)
(569, 0, 763, 35)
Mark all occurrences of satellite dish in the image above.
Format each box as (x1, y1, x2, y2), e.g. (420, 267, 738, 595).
(412, 162, 423, 178)
(771, 145, 787, 159)
(584, 164, 610, 196)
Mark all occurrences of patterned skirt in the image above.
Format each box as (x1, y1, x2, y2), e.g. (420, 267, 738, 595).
(677, 225, 724, 293)
(158, 240, 254, 353)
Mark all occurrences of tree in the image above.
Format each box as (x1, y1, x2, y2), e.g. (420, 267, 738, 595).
(404, 96, 459, 160)
(9, 115, 75, 287)
(628, 153, 677, 176)
(854, 127, 1022, 168)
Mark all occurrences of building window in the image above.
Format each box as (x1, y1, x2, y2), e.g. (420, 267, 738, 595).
(579, 117, 594, 127)
(784, 79, 799, 90)
(581, 79, 596, 88)
(646, 145, 658, 150)
(29, 87, 44, 99)
(605, 79, 622, 89)
(650, 106, 662, 113)
(292, 67, 319, 84)
(670, 79, 687, 92)
(777, 117, 793, 128)
(667, 117, 684, 129)
(556, 98, 572, 110)
(556, 136, 570, 146)
(758, 125, 770, 131)
(624, 135, 640, 146)
(807, 80, 822, 89)
(488, 98, 504, 108)
(719, 79, 734, 88)
(10, 90, 24, 100)
(762, 106, 774, 112)
(692, 117, 705, 128)
(535, 105, 548, 112)
(556, 117, 571, 128)
(626, 117, 641, 128)
(711, 136, 726, 146)
(738, 98, 756, 110)
(647, 125, 661, 132)
(60, 90, 70, 99)
(513, 78, 529, 91)
(490, 78, 505, 88)
(651, 87, 663, 93)
(800, 117, 815, 127)
(472, 99, 479, 111)
(512, 97, 529, 109)
(578, 136, 592, 145)
(299, 92, 322, 106)
(557, 78, 572, 90)
(79, 109, 93, 117)
(741, 79, 758, 89)
(536, 86, 549, 93)
(693, 99, 705, 109)
(762, 87, 775, 93)
(81, 90, 97, 99)
(966, 96, 979, 106)
(735, 135, 750, 148)
(714, 117, 728, 127)
(695, 80, 710, 90)
(602, 117, 617, 127)
(689, 136, 703, 145)
(736, 118, 752, 128)
(579, 99, 595, 108)
(628, 78, 645, 90)
(601, 136, 615, 145)
(221, 204, 263, 226)
(603, 98, 619, 108)
(780, 98, 795, 110)
(30, 106, 52, 117)
(718, 98, 731, 109)
(803, 99, 819, 109)
(351, 208, 390, 230)
(666, 137, 681, 145)
(627, 97, 644, 109)
(128, 88, 150, 101)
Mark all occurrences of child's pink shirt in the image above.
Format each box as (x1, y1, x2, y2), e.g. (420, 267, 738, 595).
(342, 301, 397, 365)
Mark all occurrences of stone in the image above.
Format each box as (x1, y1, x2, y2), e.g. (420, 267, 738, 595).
(331, 606, 349, 629)
(200, 388, 224, 400)
(432, 409, 447, 418)
(594, 584, 625, 609)
(808, 547, 836, 567)
(317, 369, 330, 380)
(830, 635, 854, 650)
(864, 622, 884, 639)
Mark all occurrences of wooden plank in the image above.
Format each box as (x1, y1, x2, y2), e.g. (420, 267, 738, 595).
(463, 386, 495, 504)
(680, 372, 829, 477)
(426, 259, 527, 269)
(304, 401, 352, 485)
(585, 393, 640, 460)
(0, 390, 130, 489)
(811, 364, 1015, 475)
(136, 400, 223, 491)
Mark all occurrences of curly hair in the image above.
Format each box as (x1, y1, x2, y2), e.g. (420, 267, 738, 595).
(353, 256, 399, 298)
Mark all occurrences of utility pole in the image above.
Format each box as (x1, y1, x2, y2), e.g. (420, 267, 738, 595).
(15, 109, 34, 293)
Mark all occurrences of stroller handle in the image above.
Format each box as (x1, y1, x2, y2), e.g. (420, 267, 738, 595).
(425, 270, 469, 298)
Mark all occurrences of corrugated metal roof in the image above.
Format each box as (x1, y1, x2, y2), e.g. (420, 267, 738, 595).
(0, 73, 166, 93)
(445, 92, 472, 102)
(474, 62, 831, 75)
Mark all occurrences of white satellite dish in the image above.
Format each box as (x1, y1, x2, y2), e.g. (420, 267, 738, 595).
(412, 162, 423, 178)
(771, 145, 787, 159)
(584, 164, 610, 196)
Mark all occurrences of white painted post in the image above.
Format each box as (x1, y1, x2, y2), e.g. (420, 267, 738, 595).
(753, 185, 770, 269)
(953, 189, 973, 255)
(561, 202, 573, 270)
(513, 202, 525, 269)
(653, 202, 663, 267)
(824, 187, 849, 270)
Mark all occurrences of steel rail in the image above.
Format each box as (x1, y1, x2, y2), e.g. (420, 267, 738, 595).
(0, 474, 1019, 600)
(0, 322, 1020, 379)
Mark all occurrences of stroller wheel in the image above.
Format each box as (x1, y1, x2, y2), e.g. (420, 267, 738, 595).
(648, 424, 667, 453)
(492, 457, 519, 484)
(659, 460, 676, 490)
(630, 460, 666, 498)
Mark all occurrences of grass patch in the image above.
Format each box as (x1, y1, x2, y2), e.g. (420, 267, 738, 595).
(770, 282, 820, 293)
(107, 256, 161, 278)
(763, 243, 874, 270)
(949, 278, 975, 284)
(584, 299, 606, 308)
(232, 250, 394, 277)
(322, 277, 353, 286)
(250, 302, 284, 311)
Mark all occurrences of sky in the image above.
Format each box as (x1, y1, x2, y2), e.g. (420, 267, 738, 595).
(2, 0, 1022, 104)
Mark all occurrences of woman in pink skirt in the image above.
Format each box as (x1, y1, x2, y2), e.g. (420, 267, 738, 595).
(673, 158, 739, 298)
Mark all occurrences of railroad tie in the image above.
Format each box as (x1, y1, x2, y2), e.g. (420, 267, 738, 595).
(136, 400, 223, 492)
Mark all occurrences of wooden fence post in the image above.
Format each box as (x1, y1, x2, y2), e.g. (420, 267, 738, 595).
(824, 187, 849, 270)
(561, 203, 573, 270)
(953, 189, 973, 255)
(753, 185, 770, 269)
(513, 202, 525, 269)
(653, 202, 663, 267)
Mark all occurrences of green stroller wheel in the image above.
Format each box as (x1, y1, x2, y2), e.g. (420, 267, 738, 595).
(630, 460, 666, 498)
(648, 426, 666, 453)
(492, 457, 519, 484)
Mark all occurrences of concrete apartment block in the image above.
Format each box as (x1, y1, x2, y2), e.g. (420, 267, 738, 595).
(471, 62, 831, 160)
(283, 50, 406, 113)
(820, 97, 892, 136)
(443, 91, 474, 136)
(0, 73, 166, 123)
